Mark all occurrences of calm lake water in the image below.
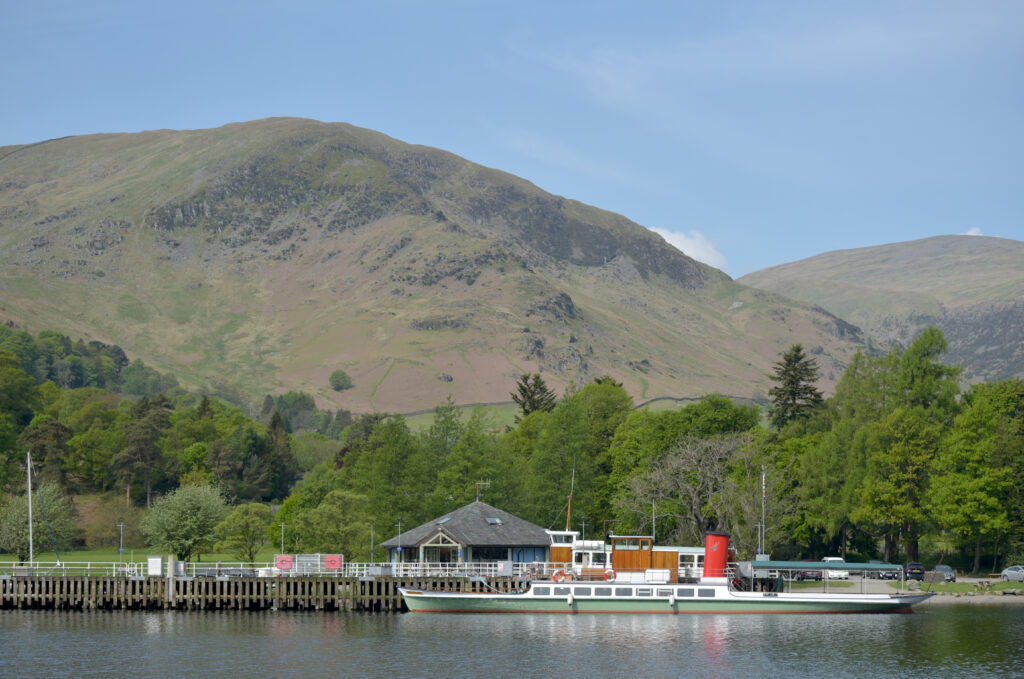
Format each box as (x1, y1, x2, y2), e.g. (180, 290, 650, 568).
(2, 605, 1021, 678)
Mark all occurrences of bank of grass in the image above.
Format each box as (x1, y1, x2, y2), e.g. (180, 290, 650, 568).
(402, 403, 518, 432)
(0, 545, 281, 564)
(886, 580, 1024, 594)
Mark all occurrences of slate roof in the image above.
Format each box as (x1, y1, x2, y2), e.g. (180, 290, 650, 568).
(379, 501, 550, 548)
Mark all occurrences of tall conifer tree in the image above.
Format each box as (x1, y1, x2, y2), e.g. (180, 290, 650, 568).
(768, 344, 823, 429)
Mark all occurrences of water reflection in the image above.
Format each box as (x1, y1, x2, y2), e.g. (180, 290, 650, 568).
(1, 606, 1022, 678)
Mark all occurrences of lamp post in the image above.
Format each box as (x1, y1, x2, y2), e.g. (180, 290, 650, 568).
(279, 522, 285, 554)
(395, 517, 403, 575)
(117, 522, 126, 566)
(370, 520, 375, 564)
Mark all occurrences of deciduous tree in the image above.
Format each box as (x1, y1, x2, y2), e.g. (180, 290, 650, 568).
(215, 503, 273, 562)
(0, 481, 76, 561)
(140, 483, 227, 562)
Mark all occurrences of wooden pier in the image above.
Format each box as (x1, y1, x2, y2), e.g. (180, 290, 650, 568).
(0, 575, 521, 612)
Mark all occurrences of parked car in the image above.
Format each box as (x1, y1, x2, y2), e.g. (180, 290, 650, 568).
(795, 568, 822, 581)
(934, 565, 956, 582)
(866, 559, 900, 580)
(905, 562, 926, 581)
(1001, 565, 1024, 582)
(822, 556, 849, 580)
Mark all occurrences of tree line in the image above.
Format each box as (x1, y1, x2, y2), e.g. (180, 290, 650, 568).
(1, 324, 1021, 573)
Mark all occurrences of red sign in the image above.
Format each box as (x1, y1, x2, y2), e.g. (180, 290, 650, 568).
(276, 554, 293, 570)
(324, 555, 342, 570)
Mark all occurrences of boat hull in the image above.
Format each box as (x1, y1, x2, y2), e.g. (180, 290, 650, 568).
(399, 586, 931, 614)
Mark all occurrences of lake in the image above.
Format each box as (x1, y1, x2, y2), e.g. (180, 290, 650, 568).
(2, 605, 1021, 678)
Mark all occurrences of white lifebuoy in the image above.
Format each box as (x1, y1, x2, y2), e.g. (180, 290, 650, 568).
(553, 569, 567, 583)
(604, 569, 616, 582)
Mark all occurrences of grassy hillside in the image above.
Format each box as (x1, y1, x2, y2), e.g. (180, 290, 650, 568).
(0, 118, 865, 412)
(739, 235, 1024, 382)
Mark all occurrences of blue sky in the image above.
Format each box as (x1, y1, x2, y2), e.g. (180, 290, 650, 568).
(2, 1, 1021, 276)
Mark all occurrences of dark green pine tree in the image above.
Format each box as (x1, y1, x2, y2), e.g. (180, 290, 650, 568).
(768, 344, 823, 429)
(511, 373, 557, 422)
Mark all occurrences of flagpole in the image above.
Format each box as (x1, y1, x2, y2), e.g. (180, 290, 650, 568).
(27, 450, 33, 569)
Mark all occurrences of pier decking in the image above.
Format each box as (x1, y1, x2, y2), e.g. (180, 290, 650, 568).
(0, 574, 522, 612)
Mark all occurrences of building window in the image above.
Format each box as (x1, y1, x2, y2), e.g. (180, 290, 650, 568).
(473, 546, 508, 561)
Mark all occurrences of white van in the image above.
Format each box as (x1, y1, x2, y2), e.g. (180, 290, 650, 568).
(823, 556, 849, 580)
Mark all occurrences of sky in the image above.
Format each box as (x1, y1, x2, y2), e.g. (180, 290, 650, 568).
(2, 1, 1022, 277)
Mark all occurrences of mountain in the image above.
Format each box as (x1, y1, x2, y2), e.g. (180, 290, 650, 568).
(0, 118, 864, 412)
(739, 235, 1024, 383)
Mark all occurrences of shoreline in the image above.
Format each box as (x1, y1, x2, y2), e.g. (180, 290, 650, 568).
(917, 591, 1024, 605)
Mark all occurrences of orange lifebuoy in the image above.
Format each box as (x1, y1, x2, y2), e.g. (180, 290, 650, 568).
(553, 569, 567, 583)
(604, 569, 616, 581)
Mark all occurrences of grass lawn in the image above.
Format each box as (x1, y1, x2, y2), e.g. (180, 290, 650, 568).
(0, 545, 282, 564)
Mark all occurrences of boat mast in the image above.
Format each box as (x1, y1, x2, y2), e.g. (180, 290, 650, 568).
(564, 464, 575, 531)
(759, 464, 766, 555)
(27, 450, 33, 568)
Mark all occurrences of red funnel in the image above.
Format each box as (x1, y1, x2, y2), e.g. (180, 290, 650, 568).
(704, 531, 730, 578)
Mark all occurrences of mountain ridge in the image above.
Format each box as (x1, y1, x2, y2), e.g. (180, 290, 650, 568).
(0, 117, 864, 411)
(739, 235, 1024, 383)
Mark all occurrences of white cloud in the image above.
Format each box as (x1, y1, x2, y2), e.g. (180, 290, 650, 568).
(961, 227, 984, 236)
(650, 227, 728, 273)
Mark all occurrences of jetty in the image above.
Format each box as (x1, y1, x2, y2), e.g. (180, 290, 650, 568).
(0, 573, 522, 612)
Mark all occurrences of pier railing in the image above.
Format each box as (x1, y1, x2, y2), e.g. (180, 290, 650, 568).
(1, 559, 706, 581)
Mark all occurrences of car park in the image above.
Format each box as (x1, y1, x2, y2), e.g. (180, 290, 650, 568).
(934, 564, 956, 582)
(904, 562, 925, 581)
(1001, 565, 1024, 582)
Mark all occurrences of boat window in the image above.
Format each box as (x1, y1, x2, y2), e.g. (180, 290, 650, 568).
(554, 587, 570, 596)
(592, 553, 607, 566)
(533, 587, 550, 595)
(575, 587, 592, 596)
(615, 587, 633, 597)
(575, 553, 585, 564)
(594, 587, 612, 596)
(698, 589, 715, 598)
(657, 589, 673, 597)
(636, 588, 653, 597)
(676, 588, 694, 597)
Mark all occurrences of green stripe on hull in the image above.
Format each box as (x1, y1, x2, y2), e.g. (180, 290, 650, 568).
(401, 594, 924, 614)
